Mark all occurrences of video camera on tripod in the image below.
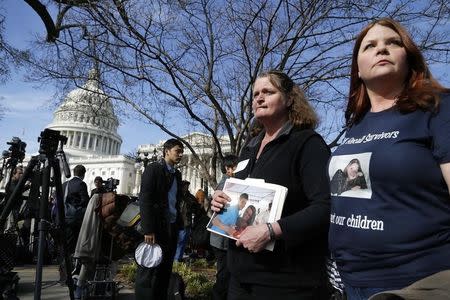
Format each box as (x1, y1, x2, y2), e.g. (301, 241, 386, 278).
(0, 137, 27, 184)
(38, 129, 71, 179)
(4, 137, 27, 162)
(38, 128, 66, 156)
(0, 129, 77, 300)
(102, 178, 120, 192)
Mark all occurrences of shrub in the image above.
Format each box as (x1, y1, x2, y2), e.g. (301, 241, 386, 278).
(173, 261, 214, 299)
(117, 260, 214, 299)
(118, 261, 137, 283)
(189, 258, 210, 269)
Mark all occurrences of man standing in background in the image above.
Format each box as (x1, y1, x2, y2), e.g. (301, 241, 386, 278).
(136, 139, 184, 300)
(59, 164, 89, 283)
(4, 166, 30, 231)
(63, 164, 89, 254)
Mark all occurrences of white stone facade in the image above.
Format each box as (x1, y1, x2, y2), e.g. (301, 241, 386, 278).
(67, 154, 137, 196)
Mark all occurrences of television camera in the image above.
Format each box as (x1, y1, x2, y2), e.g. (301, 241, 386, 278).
(0, 137, 27, 183)
(5, 137, 27, 162)
(102, 178, 120, 192)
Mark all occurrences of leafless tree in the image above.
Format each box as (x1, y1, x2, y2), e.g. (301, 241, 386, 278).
(0, 9, 29, 119)
(14, 0, 450, 185)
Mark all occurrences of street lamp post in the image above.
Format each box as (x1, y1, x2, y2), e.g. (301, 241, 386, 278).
(134, 148, 160, 195)
(150, 148, 158, 163)
(136, 148, 158, 168)
(142, 152, 150, 168)
(136, 151, 149, 168)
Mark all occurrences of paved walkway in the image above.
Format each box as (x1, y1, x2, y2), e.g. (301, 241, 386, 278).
(13, 265, 134, 300)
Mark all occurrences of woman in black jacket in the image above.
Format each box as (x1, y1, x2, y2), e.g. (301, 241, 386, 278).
(211, 70, 331, 300)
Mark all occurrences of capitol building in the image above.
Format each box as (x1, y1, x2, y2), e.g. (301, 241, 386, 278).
(1, 70, 228, 196)
(40, 70, 136, 195)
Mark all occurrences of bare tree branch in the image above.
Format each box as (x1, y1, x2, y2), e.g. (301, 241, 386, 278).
(6, 0, 449, 185)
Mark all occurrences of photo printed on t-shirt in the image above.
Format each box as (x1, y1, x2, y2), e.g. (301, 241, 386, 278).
(329, 152, 372, 199)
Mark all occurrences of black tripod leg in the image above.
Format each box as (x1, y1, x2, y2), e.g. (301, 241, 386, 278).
(51, 158, 75, 300)
(33, 158, 75, 300)
(34, 160, 51, 300)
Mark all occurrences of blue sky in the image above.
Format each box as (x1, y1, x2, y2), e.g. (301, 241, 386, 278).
(0, 1, 169, 155)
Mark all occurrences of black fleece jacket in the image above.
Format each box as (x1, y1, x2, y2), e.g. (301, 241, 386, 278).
(228, 122, 331, 288)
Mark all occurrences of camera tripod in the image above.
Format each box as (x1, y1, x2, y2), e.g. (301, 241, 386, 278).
(0, 129, 75, 300)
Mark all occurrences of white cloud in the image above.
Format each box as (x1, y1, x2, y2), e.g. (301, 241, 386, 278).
(1, 91, 53, 113)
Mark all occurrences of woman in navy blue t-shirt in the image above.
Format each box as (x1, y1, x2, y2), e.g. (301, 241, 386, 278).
(328, 18, 450, 300)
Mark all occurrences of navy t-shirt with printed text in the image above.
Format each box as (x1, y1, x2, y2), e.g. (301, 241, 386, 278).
(328, 94, 450, 287)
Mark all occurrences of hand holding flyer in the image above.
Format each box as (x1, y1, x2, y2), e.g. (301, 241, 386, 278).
(206, 177, 288, 251)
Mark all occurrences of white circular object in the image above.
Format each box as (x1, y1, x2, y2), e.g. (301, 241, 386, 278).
(134, 242, 163, 268)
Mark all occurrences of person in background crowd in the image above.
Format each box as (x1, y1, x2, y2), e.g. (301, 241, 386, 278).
(63, 165, 89, 253)
(195, 189, 206, 207)
(59, 164, 89, 283)
(4, 166, 26, 197)
(90, 176, 106, 197)
(136, 139, 184, 300)
(217, 155, 239, 191)
(4, 166, 33, 265)
(328, 18, 450, 300)
(174, 180, 200, 262)
(210, 154, 238, 300)
(188, 190, 212, 260)
(211, 70, 331, 299)
(4, 166, 30, 231)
